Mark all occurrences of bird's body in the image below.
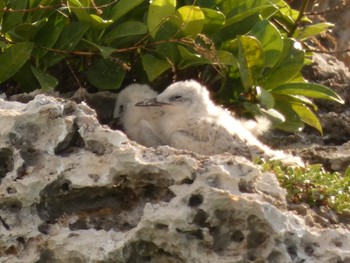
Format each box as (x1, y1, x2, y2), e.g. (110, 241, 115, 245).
(114, 84, 164, 147)
(136, 80, 302, 164)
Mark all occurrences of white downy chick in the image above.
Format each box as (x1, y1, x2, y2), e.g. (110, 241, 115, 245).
(114, 83, 164, 147)
(136, 80, 303, 165)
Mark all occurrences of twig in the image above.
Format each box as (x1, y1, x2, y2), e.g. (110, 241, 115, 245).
(306, 2, 350, 16)
(288, 0, 309, 37)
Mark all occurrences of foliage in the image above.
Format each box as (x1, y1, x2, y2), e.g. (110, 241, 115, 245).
(259, 160, 350, 214)
(0, 0, 344, 132)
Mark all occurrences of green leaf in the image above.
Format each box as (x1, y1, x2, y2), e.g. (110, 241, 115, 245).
(102, 21, 148, 43)
(82, 39, 115, 59)
(31, 66, 58, 91)
(237, 36, 264, 90)
(148, 0, 176, 38)
(33, 14, 66, 58)
(274, 98, 304, 133)
(42, 22, 89, 67)
(89, 14, 113, 30)
(216, 50, 238, 66)
(264, 38, 304, 90)
(256, 86, 274, 109)
(249, 20, 283, 68)
(175, 6, 205, 36)
(178, 46, 209, 69)
(142, 54, 171, 81)
(291, 103, 323, 134)
(0, 42, 34, 83)
(1, 0, 27, 32)
(293, 22, 334, 41)
(111, 0, 144, 22)
(87, 58, 126, 90)
(8, 18, 48, 41)
(201, 8, 225, 33)
(272, 83, 344, 104)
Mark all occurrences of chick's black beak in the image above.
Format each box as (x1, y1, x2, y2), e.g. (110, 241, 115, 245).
(135, 98, 171, 107)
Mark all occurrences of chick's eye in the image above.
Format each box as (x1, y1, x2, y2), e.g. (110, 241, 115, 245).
(119, 105, 124, 113)
(170, 95, 182, 101)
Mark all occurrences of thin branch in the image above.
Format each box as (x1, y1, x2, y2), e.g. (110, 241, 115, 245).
(305, 2, 350, 16)
(288, 0, 309, 37)
(305, 48, 350, 54)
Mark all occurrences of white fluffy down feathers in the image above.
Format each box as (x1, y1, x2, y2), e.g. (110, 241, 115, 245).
(115, 80, 302, 165)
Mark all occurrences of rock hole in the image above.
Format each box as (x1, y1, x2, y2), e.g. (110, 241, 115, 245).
(0, 148, 14, 181)
(54, 123, 85, 156)
(0, 216, 10, 230)
(192, 209, 208, 227)
(19, 147, 41, 166)
(231, 230, 245, 243)
(188, 194, 203, 207)
(247, 231, 268, 248)
(238, 179, 255, 193)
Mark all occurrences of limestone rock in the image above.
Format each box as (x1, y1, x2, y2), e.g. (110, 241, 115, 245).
(0, 95, 350, 263)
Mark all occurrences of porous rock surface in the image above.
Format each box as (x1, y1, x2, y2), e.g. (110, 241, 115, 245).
(0, 95, 350, 263)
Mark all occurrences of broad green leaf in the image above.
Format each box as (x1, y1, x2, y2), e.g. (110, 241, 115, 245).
(42, 22, 89, 67)
(201, 8, 225, 33)
(272, 83, 344, 104)
(0, 42, 34, 83)
(148, 0, 176, 38)
(102, 21, 147, 43)
(175, 6, 205, 36)
(249, 20, 283, 68)
(274, 98, 304, 132)
(291, 103, 322, 134)
(33, 14, 66, 58)
(216, 50, 238, 66)
(264, 38, 304, 90)
(256, 86, 274, 109)
(178, 46, 209, 69)
(293, 22, 334, 41)
(243, 102, 285, 125)
(111, 0, 144, 22)
(8, 18, 48, 41)
(142, 54, 171, 81)
(87, 58, 126, 90)
(1, 0, 27, 32)
(31, 66, 58, 91)
(277, 94, 318, 111)
(237, 36, 264, 90)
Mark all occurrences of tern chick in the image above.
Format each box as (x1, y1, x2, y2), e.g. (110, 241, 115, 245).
(136, 80, 302, 165)
(114, 83, 164, 147)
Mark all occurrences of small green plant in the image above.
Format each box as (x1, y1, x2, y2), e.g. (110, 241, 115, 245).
(0, 0, 344, 133)
(259, 160, 350, 214)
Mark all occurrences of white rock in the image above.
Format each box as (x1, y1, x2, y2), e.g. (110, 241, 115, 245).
(0, 94, 349, 263)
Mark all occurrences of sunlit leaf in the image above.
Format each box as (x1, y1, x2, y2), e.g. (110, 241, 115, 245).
(264, 39, 304, 90)
(249, 20, 283, 68)
(272, 83, 344, 104)
(148, 0, 176, 38)
(175, 6, 205, 36)
(142, 54, 171, 81)
(293, 22, 334, 40)
(237, 36, 264, 90)
(291, 103, 323, 134)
